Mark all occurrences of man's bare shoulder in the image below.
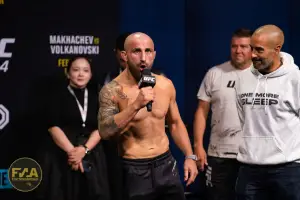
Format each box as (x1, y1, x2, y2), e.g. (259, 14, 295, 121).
(154, 74, 174, 90)
(154, 74, 175, 92)
(100, 80, 127, 102)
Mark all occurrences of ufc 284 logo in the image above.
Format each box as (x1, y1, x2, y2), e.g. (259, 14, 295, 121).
(0, 38, 15, 73)
(227, 80, 235, 88)
(0, 105, 9, 130)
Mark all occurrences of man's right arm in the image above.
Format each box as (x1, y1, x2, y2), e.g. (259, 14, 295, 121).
(194, 69, 213, 150)
(193, 69, 213, 170)
(98, 81, 141, 139)
(193, 100, 210, 150)
(193, 100, 210, 171)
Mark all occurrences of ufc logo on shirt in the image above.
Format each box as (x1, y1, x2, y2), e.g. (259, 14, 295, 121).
(227, 80, 235, 88)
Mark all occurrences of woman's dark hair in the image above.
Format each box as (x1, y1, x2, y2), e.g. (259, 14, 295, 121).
(66, 56, 92, 73)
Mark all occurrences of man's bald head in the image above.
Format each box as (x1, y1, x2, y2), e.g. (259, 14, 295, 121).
(124, 32, 155, 51)
(251, 25, 285, 73)
(121, 32, 156, 82)
(253, 25, 284, 48)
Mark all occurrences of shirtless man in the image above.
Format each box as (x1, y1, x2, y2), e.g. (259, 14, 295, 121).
(98, 32, 198, 200)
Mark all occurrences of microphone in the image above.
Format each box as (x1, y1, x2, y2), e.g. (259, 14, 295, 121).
(138, 68, 156, 112)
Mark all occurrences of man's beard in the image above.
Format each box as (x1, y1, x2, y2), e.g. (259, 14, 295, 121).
(252, 58, 273, 71)
(128, 63, 141, 82)
(231, 59, 247, 69)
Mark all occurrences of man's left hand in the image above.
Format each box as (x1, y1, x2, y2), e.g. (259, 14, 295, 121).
(184, 158, 198, 186)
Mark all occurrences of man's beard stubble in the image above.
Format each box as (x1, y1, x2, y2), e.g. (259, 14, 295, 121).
(231, 59, 250, 69)
(252, 57, 273, 71)
(127, 63, 141, 82)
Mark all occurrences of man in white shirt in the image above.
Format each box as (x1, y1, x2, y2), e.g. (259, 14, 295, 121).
(193, 28, 253, 200)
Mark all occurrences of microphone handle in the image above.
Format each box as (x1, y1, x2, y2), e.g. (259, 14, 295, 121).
(146, 101, 152, 112)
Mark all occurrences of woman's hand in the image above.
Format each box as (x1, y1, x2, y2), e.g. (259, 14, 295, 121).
(67, 146, 86, 164)
(69, 161, 84, 173)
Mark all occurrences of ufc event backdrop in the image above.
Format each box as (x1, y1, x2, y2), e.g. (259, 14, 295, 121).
(0, 0, 118, 199)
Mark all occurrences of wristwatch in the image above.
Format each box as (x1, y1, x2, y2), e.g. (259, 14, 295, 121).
(185, 154, 198, 161)
(82, 144, 91, 154)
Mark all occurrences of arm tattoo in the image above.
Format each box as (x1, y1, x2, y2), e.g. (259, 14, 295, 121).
(98, 81, 126, 138)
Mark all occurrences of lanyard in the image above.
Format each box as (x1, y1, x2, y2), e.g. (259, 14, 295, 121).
(67, 85, 88, 127)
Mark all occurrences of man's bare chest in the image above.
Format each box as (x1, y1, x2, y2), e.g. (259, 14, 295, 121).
(118, 87, 170, 121)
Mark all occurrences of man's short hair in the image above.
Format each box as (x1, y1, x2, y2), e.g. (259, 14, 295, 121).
(115, 32, 132, 51)
(232, 28, 253, 38)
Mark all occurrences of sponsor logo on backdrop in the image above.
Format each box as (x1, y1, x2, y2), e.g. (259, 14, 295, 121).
(0, 38, 15, 73)
(49, 35, 100, 73)
(0, 169, 13, 189)
(0, 104, 9, 130)
(8, 157, 42, 192)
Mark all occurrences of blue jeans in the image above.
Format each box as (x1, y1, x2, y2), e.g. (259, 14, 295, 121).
(236, 162, 300, 200)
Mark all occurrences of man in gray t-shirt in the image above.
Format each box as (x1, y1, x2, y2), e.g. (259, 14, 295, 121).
(193, 28, 253, 200)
